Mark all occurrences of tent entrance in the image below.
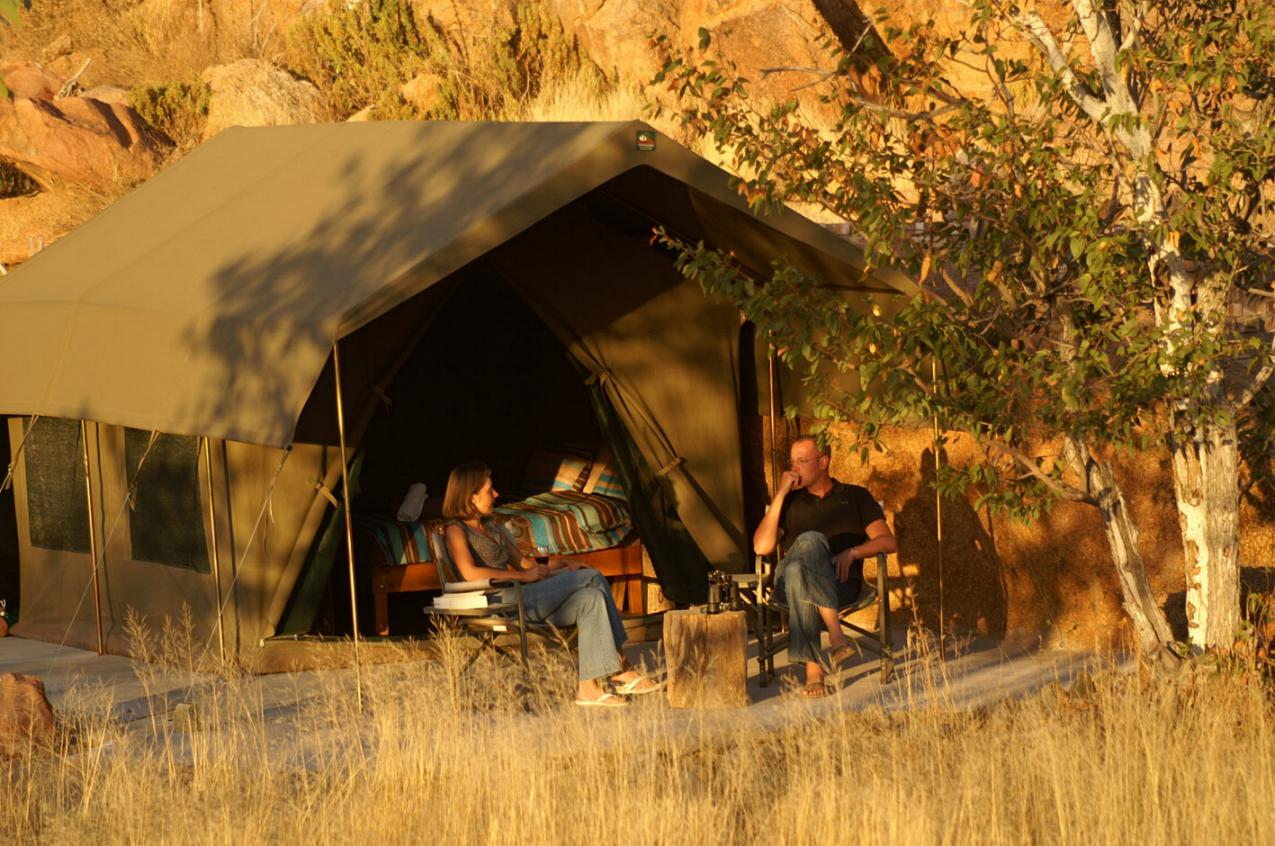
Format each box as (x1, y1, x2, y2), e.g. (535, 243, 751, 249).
(282, 261, 707, 638)
(356, 264, 605, 514)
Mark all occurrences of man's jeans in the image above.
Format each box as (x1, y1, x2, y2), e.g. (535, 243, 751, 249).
(502, 568, 627, 681)
(774, 531, 861, 665)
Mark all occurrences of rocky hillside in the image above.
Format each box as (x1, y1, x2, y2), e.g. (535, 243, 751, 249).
(0, 0, 907, 268)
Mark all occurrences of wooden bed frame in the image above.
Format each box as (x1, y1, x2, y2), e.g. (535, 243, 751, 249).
(369, 540, 646, 636)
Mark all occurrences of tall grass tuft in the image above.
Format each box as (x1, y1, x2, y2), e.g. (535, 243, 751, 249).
(2, 613, 1272, 844)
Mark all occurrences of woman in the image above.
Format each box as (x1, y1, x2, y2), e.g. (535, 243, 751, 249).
(442, 462, 660, 707)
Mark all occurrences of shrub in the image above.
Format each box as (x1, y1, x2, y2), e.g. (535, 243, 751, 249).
(128, 80, 210, 149)
(433, 2, 607, 119)
(285, 0, 608, 121)
(284, 0, 430, 119)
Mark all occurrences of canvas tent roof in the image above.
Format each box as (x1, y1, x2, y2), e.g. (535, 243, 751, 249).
(0, 121, 912, 448)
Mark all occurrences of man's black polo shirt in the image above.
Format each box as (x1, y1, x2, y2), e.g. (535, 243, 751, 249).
(779, 480, 884, 563)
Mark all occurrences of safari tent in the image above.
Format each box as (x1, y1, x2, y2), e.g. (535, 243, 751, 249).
(0, 120, 911, 660)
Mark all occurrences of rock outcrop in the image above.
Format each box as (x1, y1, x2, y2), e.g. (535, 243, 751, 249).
(201, 59, 324, 139)
(0, 95, 171, 191)
(0, 61, 64, 100)
(79, 85, 132, 106)
(545, 0, 864, 105)
(0, 673, 55, 755)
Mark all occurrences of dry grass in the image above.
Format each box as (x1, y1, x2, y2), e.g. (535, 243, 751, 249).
(3, 616, 1272, 845)
(0, 0, 299, 88)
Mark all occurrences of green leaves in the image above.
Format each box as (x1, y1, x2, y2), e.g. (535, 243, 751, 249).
(652, 0, 1275, 519)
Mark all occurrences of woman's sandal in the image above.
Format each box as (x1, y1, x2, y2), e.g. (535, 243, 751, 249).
(613, 674, 666, 695)
(575, 692, 630, 708)
(801, 682, 833, 699)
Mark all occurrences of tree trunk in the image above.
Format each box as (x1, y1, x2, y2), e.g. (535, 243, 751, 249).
(1170, 419, 1242, 651)
(1068, 440, 1176, 658)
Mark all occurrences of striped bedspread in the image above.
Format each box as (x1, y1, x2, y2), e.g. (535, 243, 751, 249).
(354, 491, 632, 565)
(352, 515, 444, 567)
(495, 491, 632, 557)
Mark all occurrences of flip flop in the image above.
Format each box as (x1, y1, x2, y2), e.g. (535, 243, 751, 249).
(613, 675, 666, 695)
(801, 682, 832, 699)
(575, 692, 630, 708)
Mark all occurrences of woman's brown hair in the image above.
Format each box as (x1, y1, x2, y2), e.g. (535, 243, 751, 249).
(442, 462, 491, 520)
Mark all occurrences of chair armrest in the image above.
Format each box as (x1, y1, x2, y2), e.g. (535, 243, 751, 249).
(443, 578, 517, 593)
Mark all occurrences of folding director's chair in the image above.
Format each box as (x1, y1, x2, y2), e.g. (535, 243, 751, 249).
(421, 526, 575, 671)
(740, 548, 895, 685)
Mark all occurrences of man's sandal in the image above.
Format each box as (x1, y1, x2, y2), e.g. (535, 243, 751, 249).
(829, 644, 859, 666)
(575, 692, 630, 708)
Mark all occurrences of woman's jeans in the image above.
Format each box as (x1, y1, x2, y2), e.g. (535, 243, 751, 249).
(774, 531, 861, 665)
(502, 568, 627, 681)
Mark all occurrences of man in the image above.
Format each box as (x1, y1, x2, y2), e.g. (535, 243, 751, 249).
(753, 436, 897, 697)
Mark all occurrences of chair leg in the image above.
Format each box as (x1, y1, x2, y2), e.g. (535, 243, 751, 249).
(514, 582, 530, 667)
(876, 552, 895, 683)
(461, 632, 499, 673)
(759, 604, 779, 687)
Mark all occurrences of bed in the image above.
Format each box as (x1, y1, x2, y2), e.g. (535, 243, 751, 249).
(355, 490, 645, 636)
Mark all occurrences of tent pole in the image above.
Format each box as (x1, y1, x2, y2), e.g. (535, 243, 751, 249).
(80, 419, 105, 656)
(767, 334, 779, 498)
(332, 340, 364, 709)
(932, 358, 945, 654)
(202, 436, 226, 664)
(763, 335, 779, 598)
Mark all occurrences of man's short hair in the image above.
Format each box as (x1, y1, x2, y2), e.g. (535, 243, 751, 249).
(792, 435, 831, 459)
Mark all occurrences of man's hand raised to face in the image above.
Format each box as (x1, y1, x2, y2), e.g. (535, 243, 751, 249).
(778, 470, 801, 497)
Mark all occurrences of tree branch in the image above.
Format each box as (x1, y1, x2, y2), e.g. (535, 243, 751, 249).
(758, 66, 964, 120)
(1013, 9, 1110, 123)
(987, 439, 1094, 503)
(1072, 0, 1124, 101)
(1235, 336, 1275, 410)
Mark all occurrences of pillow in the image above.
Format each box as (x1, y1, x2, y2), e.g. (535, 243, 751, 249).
(582, 446, 626, 500)
(524, 446, 593, 493)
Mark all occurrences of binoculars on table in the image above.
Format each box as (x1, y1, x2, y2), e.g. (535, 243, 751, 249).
(704, 569, 740, 614)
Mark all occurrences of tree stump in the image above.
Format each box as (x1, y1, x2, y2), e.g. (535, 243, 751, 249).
(663, 609, 749, 709)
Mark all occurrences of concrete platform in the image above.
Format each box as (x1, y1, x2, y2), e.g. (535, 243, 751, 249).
(2, 625, 1101, 727)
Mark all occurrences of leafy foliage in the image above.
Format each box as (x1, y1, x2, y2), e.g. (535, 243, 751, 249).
(655, 1, 1275, 522)
(0, 0, 22, 97)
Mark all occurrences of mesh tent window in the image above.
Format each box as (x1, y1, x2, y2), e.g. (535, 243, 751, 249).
(124, 429, 209, 572)
(23, 416, 90, 554)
